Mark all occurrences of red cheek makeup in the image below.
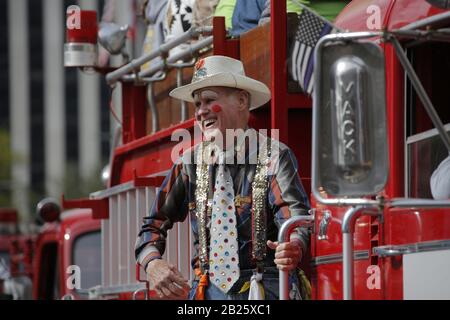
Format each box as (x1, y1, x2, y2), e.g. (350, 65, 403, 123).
(212, 104, 222, 113)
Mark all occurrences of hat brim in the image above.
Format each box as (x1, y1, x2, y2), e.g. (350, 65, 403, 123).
(169, 73, 271, 110)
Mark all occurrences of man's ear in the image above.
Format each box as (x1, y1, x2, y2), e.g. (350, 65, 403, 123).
(237, 90, 250, 111)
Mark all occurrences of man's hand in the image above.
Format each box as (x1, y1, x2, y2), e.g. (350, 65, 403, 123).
(267, 240, 303, 271)
(145, 259, 190, 299)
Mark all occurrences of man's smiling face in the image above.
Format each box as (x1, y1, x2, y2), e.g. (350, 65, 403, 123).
(193, 86, 249, 144)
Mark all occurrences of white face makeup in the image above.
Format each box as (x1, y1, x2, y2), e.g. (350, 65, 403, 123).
(194, 87, 245, 144)
(194, 89, 221, 141)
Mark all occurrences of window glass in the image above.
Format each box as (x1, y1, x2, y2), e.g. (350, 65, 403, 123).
(72, 231, 101, 291)
(408, 125, 450, 198)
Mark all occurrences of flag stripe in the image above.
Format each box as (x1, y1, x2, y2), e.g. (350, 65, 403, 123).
(291, 41, 300, 82)
(303, 52, 315, 94)
(296, 44, 306, 83)
(300, 46, 312, 86)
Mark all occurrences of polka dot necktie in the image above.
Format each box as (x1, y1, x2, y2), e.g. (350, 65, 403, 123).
(209, 164, 240, 293)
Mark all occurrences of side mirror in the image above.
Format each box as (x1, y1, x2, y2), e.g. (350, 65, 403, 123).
(312, 37, 389, 198)
(36, 198, 61, 223)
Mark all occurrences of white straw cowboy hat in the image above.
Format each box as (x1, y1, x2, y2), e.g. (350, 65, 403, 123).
(169, 55, 271, 110)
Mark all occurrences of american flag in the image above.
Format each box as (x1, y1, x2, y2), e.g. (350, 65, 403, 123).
(290, 6, 341, 95)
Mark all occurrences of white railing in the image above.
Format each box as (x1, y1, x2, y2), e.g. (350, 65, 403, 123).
(91, 180, 195, 295)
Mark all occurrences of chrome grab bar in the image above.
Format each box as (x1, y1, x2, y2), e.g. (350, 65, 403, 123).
(132, 288, 148, 300)
(342, 206, 381, 300)
(278, 214, 314, 300)
(373, 245, 411, 257)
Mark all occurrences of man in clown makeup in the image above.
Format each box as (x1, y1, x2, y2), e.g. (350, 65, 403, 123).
(135, 55, 310, 300)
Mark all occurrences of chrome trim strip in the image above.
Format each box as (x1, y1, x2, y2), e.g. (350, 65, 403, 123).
(88, 283, 147, 299)
(64, 42, 97, 52)
(400, 11, 450, 31)
(373, 239, 450, 257)
(406, 123, 450, 145)
(310, 250, 370, 267)
(89, 171, 169, 199)
(388, 198, 450, 208)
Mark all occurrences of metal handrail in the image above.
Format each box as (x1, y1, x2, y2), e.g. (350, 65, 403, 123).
(147, 83, 160, 134)
(139, 36, 213, 79)
(388, 198, 450, 208)
(341, 206, 381, 300)
(117, 36, 212, 84)
(106, 26, 213, 84)
(277, 214, 314, 300)
(167, 59, 196, 122)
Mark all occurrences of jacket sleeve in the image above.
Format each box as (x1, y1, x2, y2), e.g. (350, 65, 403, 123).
(430, 154, 450, 200)
(269, 147, 311, 253)
(135, 160, 190, 268)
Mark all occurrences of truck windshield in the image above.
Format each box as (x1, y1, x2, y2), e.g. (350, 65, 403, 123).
(406, 42, 450, 198)
(72, 231, 101, 291)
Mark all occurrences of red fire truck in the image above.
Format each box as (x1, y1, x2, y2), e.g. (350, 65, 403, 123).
(61, 0, 450, 300)
(1, 201, 100, 300)
(31, 199, 101, 300)
(0, 208, 19, 299)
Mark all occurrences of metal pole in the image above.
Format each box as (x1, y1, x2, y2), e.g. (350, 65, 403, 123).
(342, 232, 353, 300)
(277, 215, 314, 300)
(390, 36, 450, 152)
(139, 36, 213, 78)
(167, 60, 196, 122)
(106, 27, 212, 84)
(388, 198, 450, 208)
(176, 68, 188, 121)
(342, 206, 380, 300)
(147, 84, 159, 133)
(400, 11, 450, 31)
(341, 206, 361, 300)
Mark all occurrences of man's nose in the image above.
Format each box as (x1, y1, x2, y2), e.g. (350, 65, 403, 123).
(196, 103, 210, 118)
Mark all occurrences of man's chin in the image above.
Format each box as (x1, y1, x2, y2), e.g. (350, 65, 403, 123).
(203, 128, 222, 143)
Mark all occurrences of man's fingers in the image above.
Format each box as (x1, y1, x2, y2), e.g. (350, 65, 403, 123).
(276, 241, 300, 251)
(274, 257, 296, 265)
(169, 273, 190, 290)
(160, 286, 172, 297)
(276, 264, 296, 271)
(267, 240, 279, 250)
(154, 287, 164, 298)
(167, 282, 186, 296)
(275, 249, 301, 259)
